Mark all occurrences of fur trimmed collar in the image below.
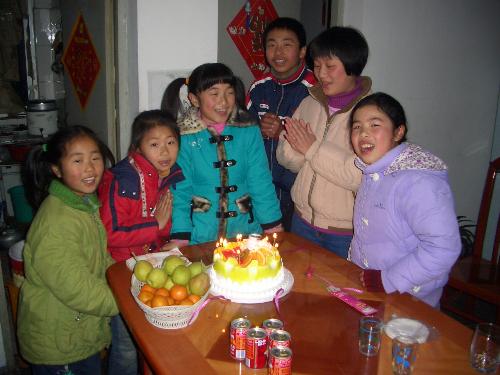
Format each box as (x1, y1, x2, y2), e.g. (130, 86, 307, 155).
(178, 107, 255, 135)
(355, 143, 447, 175)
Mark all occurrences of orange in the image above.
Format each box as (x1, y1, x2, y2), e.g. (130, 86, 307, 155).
(166, 297, 175, 306)
(155, 288, 170, 297)
(138, 290, 154, 304)
(253, 250, 266, 266)
(151, 295, 169, 308)
(240, 252, 253, 267)
(170, 285, 188, 301)
(179, 298, 194, 306)
(187, 294, 201, 304)
(141, 284, 157, 294)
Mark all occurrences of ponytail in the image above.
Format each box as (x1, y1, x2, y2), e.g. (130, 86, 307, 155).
(23, 145, 53, 210)
(161, 77, 188, 121)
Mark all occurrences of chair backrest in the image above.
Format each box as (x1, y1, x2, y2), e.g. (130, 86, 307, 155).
(472, 157, 500, 264)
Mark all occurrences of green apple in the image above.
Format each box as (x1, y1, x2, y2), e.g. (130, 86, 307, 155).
(171, 265, 191, 286)
(164, 277, 174, 290)
(133, 260, 153, 282)
(162, 255, 186, 275)
(189, 272, 210, 296)
(146, 268, 168, 288)
(188, 261, 204, 278)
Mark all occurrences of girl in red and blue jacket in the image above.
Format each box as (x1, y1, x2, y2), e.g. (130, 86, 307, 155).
(98, 110, 184, 263)
(98, 110, 184, 375)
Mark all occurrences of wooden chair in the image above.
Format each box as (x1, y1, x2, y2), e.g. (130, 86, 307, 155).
(441, 157, 500, 324)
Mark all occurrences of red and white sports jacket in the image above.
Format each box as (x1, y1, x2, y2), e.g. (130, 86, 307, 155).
(98, 152, 184, 262)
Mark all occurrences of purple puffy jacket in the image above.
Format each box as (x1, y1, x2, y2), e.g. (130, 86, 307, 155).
(349, 143, 461, 307)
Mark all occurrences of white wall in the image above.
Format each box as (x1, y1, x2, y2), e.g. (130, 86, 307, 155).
(342, 0, 500, 231)
(137, 0, 218, 111)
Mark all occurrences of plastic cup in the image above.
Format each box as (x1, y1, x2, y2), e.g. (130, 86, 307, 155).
(470, 322, 499, 373)
(358, 316, 382, 356)
(392, 334, 418, 374)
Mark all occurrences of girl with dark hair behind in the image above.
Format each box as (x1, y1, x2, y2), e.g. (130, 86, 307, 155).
(17, 125, 118, 374)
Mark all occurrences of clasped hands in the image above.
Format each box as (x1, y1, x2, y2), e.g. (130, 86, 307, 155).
(283, 117, 316, 155)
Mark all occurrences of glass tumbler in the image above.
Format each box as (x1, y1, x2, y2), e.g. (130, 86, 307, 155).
(470, 322, 499, 373)
(358, 316, 382, 356)
(392, 334, 418, 374)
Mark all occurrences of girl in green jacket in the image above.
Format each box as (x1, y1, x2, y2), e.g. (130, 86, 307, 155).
(18, 126, 118, 374)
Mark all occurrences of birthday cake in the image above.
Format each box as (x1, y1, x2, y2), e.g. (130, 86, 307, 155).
(209, 234, 294, 303)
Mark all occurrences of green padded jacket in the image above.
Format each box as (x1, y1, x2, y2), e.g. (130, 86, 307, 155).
(17, 179, 118, 365)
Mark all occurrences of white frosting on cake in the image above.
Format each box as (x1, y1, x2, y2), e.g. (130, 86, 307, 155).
(210, 266, 285, 292)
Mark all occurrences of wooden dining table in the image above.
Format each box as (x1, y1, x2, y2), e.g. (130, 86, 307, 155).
(106, 232, 477, 374)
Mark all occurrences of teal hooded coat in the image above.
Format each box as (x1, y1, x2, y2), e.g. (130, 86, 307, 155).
(17, 179, 118, 365)
(171, 108, 282, 244)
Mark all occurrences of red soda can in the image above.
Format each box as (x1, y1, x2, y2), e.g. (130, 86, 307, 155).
(262, 318, 284, 336)
(245, 327, 268, 369)
(230, 318, 251, 361)
(268, 346, 293, 375)
(269, 329, 291, 349)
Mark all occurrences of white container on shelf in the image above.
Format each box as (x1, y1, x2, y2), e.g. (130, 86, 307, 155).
(26, 100, 58, 137)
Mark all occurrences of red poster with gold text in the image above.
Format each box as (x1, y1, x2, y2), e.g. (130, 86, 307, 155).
(62, 14, 100, 109)
(227, 0, 278, 79)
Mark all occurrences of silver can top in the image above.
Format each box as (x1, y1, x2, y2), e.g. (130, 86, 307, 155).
(270, 346, 293, 358)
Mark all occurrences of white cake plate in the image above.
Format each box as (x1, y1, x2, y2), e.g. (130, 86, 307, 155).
(209, 267, 294, 304)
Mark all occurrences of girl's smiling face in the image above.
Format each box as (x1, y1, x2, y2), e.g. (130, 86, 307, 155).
(137, 125, 179, 177)
(351, 104, 405, 165)
(51, 135, 104, 196)
(314, 55, 357, 97)
(189, 83, 236, 125)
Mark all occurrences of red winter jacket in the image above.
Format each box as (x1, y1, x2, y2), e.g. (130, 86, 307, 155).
(98, 152, 184, 262)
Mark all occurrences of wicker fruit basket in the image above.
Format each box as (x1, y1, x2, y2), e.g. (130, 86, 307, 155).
(128, 251, 210, 329)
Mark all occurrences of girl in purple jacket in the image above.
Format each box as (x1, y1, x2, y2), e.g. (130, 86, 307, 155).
(348, 92, 461, 307)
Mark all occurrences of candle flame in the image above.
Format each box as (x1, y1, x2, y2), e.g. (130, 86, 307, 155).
(273, 233, 277, 239)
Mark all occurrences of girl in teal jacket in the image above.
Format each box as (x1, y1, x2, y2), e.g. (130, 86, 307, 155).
(163, 63, 282, 244)
(18, 126, 118, 374)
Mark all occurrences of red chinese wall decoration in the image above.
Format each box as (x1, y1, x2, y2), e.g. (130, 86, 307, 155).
(62, 14, 100, 109)
(227, 0, 278, 79)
